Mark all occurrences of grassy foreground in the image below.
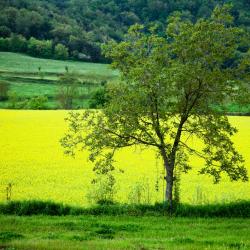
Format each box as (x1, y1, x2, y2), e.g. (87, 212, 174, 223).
(0, 215, 249, 250)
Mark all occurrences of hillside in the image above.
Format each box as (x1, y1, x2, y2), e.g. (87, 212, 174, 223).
(0, 52, 249, 112)
(0, 0, 249, 62)
(0, 52, 117, 109)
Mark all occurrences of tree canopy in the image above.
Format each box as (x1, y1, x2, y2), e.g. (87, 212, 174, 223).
(61, 5, 249, 207)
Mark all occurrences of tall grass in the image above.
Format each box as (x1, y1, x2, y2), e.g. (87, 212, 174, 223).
(0, 200, 249, 217)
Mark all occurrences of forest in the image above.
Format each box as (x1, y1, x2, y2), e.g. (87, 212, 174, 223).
(0, 0, 250, 62)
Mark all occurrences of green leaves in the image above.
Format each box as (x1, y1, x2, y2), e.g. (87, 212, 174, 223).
(62, 5, 249, 200)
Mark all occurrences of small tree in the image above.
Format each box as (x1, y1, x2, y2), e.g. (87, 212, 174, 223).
(54, 44, 69, 60)
(28, 38, 52, 58)
(0, 81, 10, 101)
(89, 87, 108, 109)
(0, 38, 10, 51)
(61, 5, 249, 208)
(9, 34, 27, 53)
(57, 72, 79, 109)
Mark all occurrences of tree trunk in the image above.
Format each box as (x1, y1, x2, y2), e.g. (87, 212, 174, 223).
(165, 168, 174, 211)
(161, 149, 174, 212)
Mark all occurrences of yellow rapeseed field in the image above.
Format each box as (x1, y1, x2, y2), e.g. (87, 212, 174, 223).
(0, 110, 249, 205)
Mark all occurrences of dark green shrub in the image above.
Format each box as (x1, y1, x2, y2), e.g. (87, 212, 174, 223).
(95, 225, 115, 239)
(89, 87, 107, 108)
(9, 34, 27, 53)
(0, 37, 10, 51)
(97, 199, 116, 206)
(0, 26, 11, 38)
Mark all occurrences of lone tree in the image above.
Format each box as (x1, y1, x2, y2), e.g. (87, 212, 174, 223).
(61, 5, 249, 208)
(57, 72, 79, 109)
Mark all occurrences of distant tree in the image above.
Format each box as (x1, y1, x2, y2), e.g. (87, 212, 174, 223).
(16, 9, 44, 37)
(0, 38, 10, 51)
(1, 7, 19, 31)
(9, 34, 27, 53)
(27, 37, 52, 58)
(61, 5, 249, 209)
(26, 96, 48, 110)
(0, 26, 11, 37)
(0, 81, 10, 101)
(54, 44, 69, 60)
(57, 72, 79, 109)
(89, 87, 108, 109)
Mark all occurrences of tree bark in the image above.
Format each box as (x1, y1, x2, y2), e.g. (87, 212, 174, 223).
(165, 168, 174, 211)
(161, 149, 174, 211)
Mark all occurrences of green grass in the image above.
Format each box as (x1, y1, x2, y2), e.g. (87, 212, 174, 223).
(0, 52, 249, 112)
(0, 52, 117, 77)
(0, 52, 118, 109)
(0, 215, 249, 250)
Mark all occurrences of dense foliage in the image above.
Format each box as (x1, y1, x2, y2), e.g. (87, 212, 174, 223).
(0, 0, 249, 62)
(61, 5, 249, 207)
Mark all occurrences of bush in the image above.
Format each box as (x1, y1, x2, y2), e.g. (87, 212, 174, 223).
(9, 34, 27, 53)
(57, 72, 79, 109)
(86, 174, 118, 205)
(54, 43, 69, 60)
(0, 37, 10, 51)
(7, 95, 48, 110)
(0, 200, 73, 216)
(28, 37, 52, 58)
(25, 96, 48, 110)
(89, 87, 107, 108)
(127, 179, 151, 204)
(0, 26, 11, 38)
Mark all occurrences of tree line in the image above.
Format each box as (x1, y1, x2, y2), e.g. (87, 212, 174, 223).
(0, 35, 69, 60)
(0, 0, 249, 62)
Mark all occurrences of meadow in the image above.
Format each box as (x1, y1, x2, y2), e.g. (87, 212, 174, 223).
(0, 215, 249, 250)
(0, 52, 249, 113)
(0, 110, 249, 206)
(0, 52, 118, 109)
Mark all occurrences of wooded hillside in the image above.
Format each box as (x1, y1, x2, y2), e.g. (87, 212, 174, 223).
(0, 0, 249, 62)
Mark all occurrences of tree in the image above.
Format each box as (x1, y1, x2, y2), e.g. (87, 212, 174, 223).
(57, 72, 79, 109)
(0, 25, 11, 37)
(54, 43, 69, 60)
(27, 37, 52, 58)
(0, 37, 10, 51)
(0, 81, 10, 101)
(9, 34, 27, 53)
(89, 87, 108, 109)
(61, 5, 249, 208)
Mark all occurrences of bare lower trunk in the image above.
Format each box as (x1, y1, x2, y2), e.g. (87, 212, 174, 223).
(160, 148, 174, 213)
(165, 169, 174, 211)
(161, 152, 174, 211)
